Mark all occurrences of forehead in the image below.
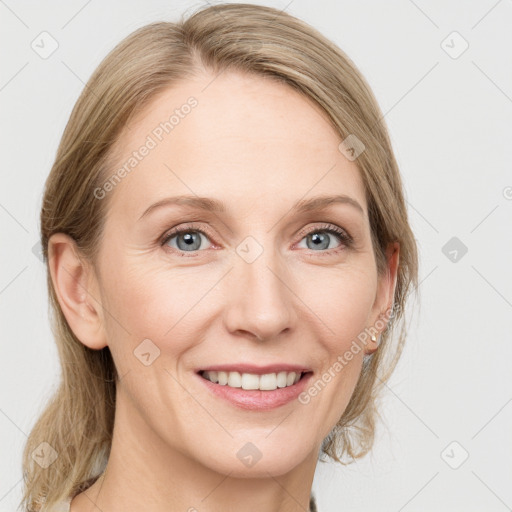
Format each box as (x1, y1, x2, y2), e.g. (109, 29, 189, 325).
(106, 70, 366, 219)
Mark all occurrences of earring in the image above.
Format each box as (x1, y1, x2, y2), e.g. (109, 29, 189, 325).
(371, 334, 378, 344)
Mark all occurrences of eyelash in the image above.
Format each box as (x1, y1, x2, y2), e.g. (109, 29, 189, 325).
(160, 222, 353, 257)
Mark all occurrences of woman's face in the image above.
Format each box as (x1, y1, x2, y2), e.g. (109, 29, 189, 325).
(89, 70, 396, 476)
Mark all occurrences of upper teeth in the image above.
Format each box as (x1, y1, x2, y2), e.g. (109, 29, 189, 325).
(202, 371, 302, 391)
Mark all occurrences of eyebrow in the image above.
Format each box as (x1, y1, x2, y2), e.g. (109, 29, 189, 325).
(138, 193, 364, 221)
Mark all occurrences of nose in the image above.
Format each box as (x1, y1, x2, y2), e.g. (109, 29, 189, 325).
(223, 243, 297, 342)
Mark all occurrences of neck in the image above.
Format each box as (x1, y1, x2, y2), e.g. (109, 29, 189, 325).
(71, 386, 319, 512)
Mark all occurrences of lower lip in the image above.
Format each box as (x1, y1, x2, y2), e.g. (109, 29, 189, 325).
(196, 372, 313, 411)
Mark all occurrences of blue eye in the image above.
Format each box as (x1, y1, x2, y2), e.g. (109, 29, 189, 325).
(297, 226, 350, 252)
(161, 222, 352, 257)
(162, 226, 212, 253)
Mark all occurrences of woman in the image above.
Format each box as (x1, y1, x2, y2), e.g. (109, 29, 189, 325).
(21, 3, 418, 511)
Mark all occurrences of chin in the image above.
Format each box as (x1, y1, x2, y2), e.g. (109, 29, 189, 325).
(198, 439, 313, 478)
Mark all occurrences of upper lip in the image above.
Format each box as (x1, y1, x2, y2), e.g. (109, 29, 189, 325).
(196, 364, 312, 375)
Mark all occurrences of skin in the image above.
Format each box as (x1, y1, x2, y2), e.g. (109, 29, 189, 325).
(49, 69, 399, 512)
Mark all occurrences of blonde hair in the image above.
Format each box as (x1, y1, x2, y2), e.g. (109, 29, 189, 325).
(21, 3, 418, 510)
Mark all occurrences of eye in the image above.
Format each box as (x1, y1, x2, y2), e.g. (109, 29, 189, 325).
(161, 222, 352, 257)
(296, 223, 352, 254)
(161, 223, 213, 255)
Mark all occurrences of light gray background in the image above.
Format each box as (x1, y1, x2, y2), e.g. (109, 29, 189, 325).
(1, 1, 511, 510)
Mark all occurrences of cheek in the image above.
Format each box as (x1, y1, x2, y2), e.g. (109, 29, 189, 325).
(98, 256, 220, 354)
(294, 266, 376, 417)
(301, 264, 377, 347)
(99, 245, 377, 370)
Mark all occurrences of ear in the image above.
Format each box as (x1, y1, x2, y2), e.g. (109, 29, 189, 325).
(365, 242, 400, 355)
(47, 233, 108, 350)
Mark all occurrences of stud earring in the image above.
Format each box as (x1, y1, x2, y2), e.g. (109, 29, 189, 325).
(371, 334, 378, 344)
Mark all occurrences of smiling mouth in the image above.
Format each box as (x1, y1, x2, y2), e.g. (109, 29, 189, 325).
(198, 369, 311, 391)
